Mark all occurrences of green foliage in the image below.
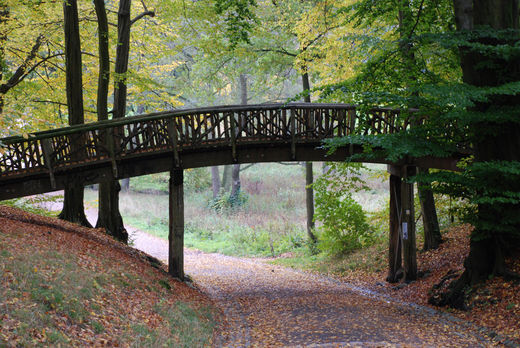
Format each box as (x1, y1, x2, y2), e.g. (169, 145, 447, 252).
(208, 189, 248, 212)
(1, 195, 61, 217)
(214, 0, 258, 48)
(314, 163, 375, 254)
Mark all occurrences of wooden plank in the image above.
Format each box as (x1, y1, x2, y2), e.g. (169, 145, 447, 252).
(168, 168, 184, 280)
(401, 165, 417, 281)
(387, 171, 403, 283)
(290, 108, 296, 160)
(230, 112, 237, 161)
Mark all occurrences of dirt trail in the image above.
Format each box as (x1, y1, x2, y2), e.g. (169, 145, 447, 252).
(80, 208, 496, 347)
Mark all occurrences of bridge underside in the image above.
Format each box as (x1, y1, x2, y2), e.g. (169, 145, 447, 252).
(0, 142, 459, 201)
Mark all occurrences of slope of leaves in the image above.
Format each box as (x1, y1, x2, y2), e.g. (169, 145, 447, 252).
(0, 205, 217, 347)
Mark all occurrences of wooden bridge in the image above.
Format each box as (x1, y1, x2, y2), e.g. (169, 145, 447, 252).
(0, 103, 462, 281)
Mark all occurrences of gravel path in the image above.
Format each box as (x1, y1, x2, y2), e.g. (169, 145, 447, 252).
(77, 207, 496, 347)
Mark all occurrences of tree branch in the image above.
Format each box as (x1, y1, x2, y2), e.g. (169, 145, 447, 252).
(130, 10, 155, 26)
(0, 35, 44, 94)
(253, 48, 298, 57)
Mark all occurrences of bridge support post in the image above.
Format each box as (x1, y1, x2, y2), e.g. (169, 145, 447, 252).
(169, 168, 184, 280)
(387, 169, 403, 283)
(401, 165, 417, 281)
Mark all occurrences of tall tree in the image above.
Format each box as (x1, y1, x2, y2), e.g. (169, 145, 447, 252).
(94, 0, 128, 242)
(96, 0, 155, 243)
(435, 0, 520, 308)
(58, 0, 91, 227)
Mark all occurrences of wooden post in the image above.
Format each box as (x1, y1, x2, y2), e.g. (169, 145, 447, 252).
(401, 165, 417, 281)
(169, 168, 184, 280)
(387, 170, 402, 283)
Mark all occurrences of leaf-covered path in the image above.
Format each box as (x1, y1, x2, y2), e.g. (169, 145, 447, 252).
(114, 222, 495, 347)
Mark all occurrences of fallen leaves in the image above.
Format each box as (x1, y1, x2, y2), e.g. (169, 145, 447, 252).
(0, 205, 217, 347)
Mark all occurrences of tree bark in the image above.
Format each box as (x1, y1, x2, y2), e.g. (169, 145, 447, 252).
(96, 0, 134, 241)
(94, 0, 127, 242)
(302, 71, 317, 243)
(211, 166, 221, 199)
(230, 73, 248, 198)
(58, 0, 91, 227)
(221, 165, 232, 191)
(418, 168, 442, 250)
(434, 0, 520, 308)
(0, 5, 8, 115)
(113, 0, 132, 120)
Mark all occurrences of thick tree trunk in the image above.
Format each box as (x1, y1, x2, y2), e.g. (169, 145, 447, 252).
(93, 0, 127, 241)
(418, 168, 442, 250)
(97, 181, 128, 243)
(211, 166, 220, 199)
(97, 0, 131, 241)
(433, 0, 520, 308)
(58, 0, 90, 227)
(113, 0, 131, 120)
(221, 165, 232, 191)
(93, 0, 109, 122)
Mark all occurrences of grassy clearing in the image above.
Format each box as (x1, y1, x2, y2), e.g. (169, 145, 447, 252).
(86, 163, 324, 257)
(0, 208, 216, 346)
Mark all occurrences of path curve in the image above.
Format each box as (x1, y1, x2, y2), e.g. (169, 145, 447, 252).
(82, 211, 495, 347)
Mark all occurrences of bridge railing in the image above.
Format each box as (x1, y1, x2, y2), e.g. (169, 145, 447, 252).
(0, 103, 418, 181)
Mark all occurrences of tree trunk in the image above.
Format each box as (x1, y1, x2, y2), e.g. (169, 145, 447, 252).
(120, 178, 130, 191)
(434, 0, 520, 308)
(418, 168, 442, 250)
(93, 0, 127, 241)
(97, 181, 128, 243)
(94, 0, 109, 122)
(231, 164, 241, 198)
(230, 73, 248, 198)
(96, 0, 131, 241)
(58, 0, 90, 227)
(221, 165, 232, 191)
(302, 71, 317, 243)
(113, 0, 131, 120)
(305, 162, 316, 243)
(0, 5, 7, 115)
(211, 166, 220, 199)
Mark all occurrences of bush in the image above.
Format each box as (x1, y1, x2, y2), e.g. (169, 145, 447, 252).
(208, 190, 248, 212)
(315, 191, 374, 254)
(314, 162, 375, 255)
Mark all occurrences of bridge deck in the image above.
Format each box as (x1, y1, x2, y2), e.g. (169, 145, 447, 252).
(0, 103, 458, 200)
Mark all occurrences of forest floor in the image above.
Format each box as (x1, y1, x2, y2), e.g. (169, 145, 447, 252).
(79, 208, 505, 347)
(0, 205, 217, 347)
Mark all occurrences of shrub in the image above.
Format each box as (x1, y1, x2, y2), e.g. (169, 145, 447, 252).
(314, 162, 375, 254)
(315, 190, 373, 254)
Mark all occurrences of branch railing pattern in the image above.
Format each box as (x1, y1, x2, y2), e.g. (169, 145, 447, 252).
(0, 103, 419, 181)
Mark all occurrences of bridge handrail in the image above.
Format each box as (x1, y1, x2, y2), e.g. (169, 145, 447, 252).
(0, 103, 368, 145)
(0, 102, 421, 182)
